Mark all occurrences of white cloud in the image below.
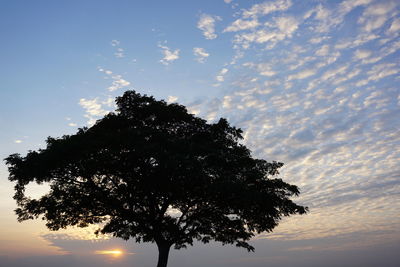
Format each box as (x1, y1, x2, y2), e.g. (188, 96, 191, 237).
(363, 16, 388, 32)
(332, 68, 361, 85)
(79, 98, 113, 126)
(183, 0, 400, 247)
(110, 40, 120, 47)
(306, 4, 342, 33)
(109, 75, 130, 91)
(159, 44, 180, 65)
(193, 47, 210, 63)
(167, 96, 178, 103)
(387, 17, 400, 34)
(288, 68, 316, 81)
(316, 44, 330, 56)
(68, 123, 77, 127)
(275, 16, 299, 36)
(216, 68, 229, 82)
(339, 0, 373, 14)
(98, 68, 131, 92)
(243, 62, 276, 77)
(335, 33, 379, 50)
(353, 49, 372, 60)
(314, 4, 330, 21)
(367, 62, 399, 82)
(79, 98, 108, 117)
(197, 14, 221, 40)
(358, 1, 397, 32)
(14, 140, 22, 144)
(309, 36, 330, 44)
(362, 1, 397, 17)
(110, 40, 125, 58)
(321, 64, 348, 81)
(233, 16, 299, 49)
(78, 96, 115, 127)
(355, 63, 399, 87)
(243, 0, 292, 18)
(224, 19, 259, 32)
(114, 48, 125, 58)
(224, 0, 232, 3)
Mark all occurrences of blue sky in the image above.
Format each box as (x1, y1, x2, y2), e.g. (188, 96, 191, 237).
(1, 0, 399, 266)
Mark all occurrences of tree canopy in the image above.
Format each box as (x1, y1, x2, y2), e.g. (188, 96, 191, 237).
(5, 90, 307, 267)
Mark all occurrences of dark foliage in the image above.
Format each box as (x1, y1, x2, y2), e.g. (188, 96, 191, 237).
(5, 90, 307, 267)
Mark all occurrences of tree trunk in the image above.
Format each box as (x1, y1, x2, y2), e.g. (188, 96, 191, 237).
(156, 242, 171, 267)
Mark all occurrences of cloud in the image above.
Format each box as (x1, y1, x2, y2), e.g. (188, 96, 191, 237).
(110, 40, 125, 58)
(197, 14, 221, 40)
(275, 16, 299, 36)
(387, 17, 400, 34)
(68, 123, 77, 127)
(242, 0, 292, 18)
(232, 16, 299, 49)
(353, 49, 372, 60)
(358, 1, 397, 32)
(334, 33, 380, 50)
(215, 68, 229, 82)
(309, 36, 330, 44)
(193, 47, 210, 63)
(79, 98, 108, 117)
(315, 44, 330, 56)
(108, 75, 130, 91)
(224, 19, 259, 32)
(79, 97, 114, 126)
(186, 0, 400, 243)
(288, 68, 316, 81)
(14, 140, 22, 144)
(159, 44, 180, 65)
(167, 96, 178, 103)
(98, 68, 131, 92)
(243, 62, 276, 77)
(339, 0, 373, 15)
(110, 40, 120, 47)
(114, 48, 125, 58)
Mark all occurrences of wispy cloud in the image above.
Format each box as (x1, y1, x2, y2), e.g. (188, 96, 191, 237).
(358, 1, 397, 32)
(224, 18, 259, 32)
(193, 47, 209, 63)
(79, 96, 115, 126)
(167, 96, 178, 103)
(159, 44, 180, 65)
(110, 39, 125, 58)
(288, 68, 316, 81)
(98, 67, 130, 91)
(387, 17, 400, 34)
(215, 68, 229, 82)
(232, 16, 299, 49)
(197, 14, 221, 40)
(242, 0, 292, 18)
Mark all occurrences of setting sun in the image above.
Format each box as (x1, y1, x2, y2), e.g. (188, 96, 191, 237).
(95, 249, 123, 257)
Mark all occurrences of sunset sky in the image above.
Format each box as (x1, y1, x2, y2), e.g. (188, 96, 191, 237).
(1, 0, 399, 266)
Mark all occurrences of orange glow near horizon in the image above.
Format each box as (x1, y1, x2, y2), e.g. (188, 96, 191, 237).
(94, 249, 123, 257)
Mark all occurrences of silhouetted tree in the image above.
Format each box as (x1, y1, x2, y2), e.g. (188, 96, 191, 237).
(5, 90, 307, 267)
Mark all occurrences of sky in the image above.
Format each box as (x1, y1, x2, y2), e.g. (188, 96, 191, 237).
(0, 0, 399, 266)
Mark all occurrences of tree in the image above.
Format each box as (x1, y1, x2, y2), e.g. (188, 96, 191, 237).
(5, 90, 307, 267)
